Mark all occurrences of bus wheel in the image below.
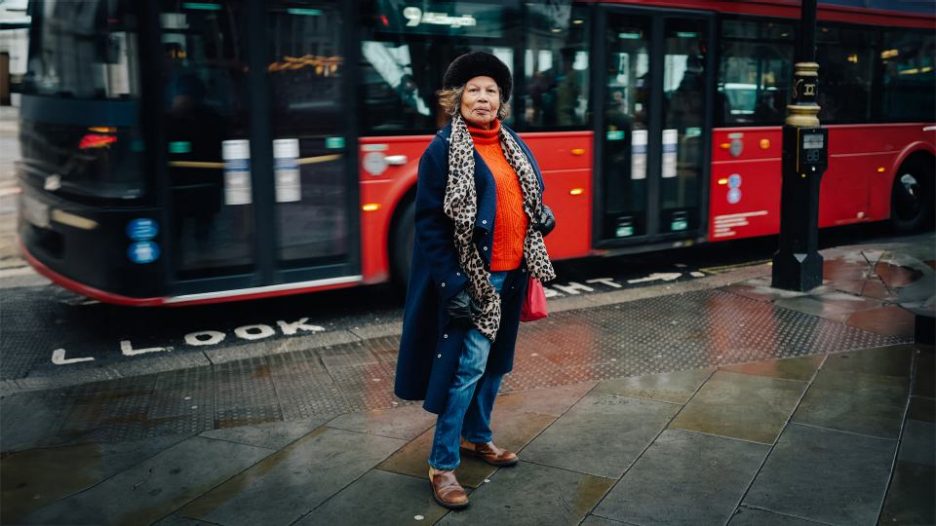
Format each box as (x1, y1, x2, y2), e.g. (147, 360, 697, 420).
(891, 159, 934, 233)
(390, 199, 415, 291)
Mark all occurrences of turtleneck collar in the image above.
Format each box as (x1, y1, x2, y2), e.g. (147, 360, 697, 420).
(466, 119, 501, 145)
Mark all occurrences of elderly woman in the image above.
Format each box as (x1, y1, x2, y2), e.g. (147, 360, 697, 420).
(394, 52, 556, 510)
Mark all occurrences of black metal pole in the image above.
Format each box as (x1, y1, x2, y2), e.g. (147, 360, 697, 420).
(772, 0, 827, 291)
(798, 0, 817, 63)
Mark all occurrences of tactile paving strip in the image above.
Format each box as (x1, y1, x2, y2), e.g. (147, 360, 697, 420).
(17, 289, 909, 444)
(213, 357, 282, 428)
(267, 350, 350, 420)
(148, 366, 216, 435)
(58, 375, 160, 442)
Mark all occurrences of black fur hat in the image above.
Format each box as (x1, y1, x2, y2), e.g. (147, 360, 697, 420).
(442, 52, 512, 101)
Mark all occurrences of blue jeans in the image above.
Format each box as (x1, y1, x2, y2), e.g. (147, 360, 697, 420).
(429, 271, 508, 470)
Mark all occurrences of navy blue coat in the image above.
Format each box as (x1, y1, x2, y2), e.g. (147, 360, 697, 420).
(394, 122, 545, 414)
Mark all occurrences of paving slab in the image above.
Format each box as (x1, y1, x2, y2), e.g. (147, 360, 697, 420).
(774, 296, 854, 323)
(720, 355, 823, 382)
(897, 419, 936, 466)
(438, 461, 614, 526)
(494, 381, 597, 416)
(295, 469, 448, 525)
(0, 389, 73, 451)
(21, 436, 272, 525)
(669, 371, 807, 444)
(581, 515, 630, 526)
(0, 434, 190, 524)
(593, 429, 769, 526)
(743, 423, 896, 525)
(821, 345, 913, 377)
(878, 461, 936, 526)
(198, 416, 332, 450)
(590, 368, 713, 404)
(908, 395, 934, 423)
(179, 427, 405, 526)
(845, 306, 915, 338)
(727, 507, 828, 526)
(792, 369, 909, 439)
(521, 392, 680, 479)
(327, 403, 435, 440)
(377, 410, 556, 488)
(153, 514, 219, 525)
(913, 348, 934, 398)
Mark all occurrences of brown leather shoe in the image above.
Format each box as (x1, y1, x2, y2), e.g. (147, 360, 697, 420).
(460, 440, 519, 466)
(429, 468, 469, 510)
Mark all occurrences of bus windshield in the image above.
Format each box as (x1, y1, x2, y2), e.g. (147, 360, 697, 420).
(23, 0, 138, 99)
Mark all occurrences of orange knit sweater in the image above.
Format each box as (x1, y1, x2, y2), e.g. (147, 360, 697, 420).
(467, 120, 528, 271)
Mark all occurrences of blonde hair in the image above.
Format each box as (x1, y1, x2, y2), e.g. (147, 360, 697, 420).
(437, 85, 511, 121)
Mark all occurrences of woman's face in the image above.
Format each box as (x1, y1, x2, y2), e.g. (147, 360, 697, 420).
(460, 75, 500, 129)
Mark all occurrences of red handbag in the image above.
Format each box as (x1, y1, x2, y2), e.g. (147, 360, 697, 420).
(520, 276, 548, 322)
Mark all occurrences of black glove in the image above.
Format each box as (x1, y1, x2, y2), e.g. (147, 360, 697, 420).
(447, 288, 479, 325)
(533, 204, 556, 236)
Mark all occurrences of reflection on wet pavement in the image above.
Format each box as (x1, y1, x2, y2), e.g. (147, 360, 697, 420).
(0, 289, 911, 449)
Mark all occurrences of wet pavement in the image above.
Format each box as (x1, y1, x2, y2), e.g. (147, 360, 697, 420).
(1, 234, 934, 525)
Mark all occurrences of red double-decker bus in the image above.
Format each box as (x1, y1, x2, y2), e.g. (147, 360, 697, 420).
(16, 0, 935, 306)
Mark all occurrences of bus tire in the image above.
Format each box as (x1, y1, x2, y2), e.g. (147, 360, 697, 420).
(890, 156, 935, 233)
(390, 198, 416, 291)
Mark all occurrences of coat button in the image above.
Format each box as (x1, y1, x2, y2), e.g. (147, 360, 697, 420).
(482, 246, 488, 251)
(437, 353, 442, 358)
(443, 334, 449, 339)
(456, 272, 461, 276)
(482, 220, 487, 225)
(441, 282, 446, 287)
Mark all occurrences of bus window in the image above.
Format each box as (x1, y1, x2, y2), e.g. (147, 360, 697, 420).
(661, 18, 708, 233)
(717, 19, 794, 126)
(19, 0, 144, 201)
(881, 29, 936, 122)
(268, 4, 344, 136)
(522, 2, 590, 130)
(160, 1, 253, 278)
(817, 24, 876, 123)
(267, 3, 351, 265)
(359, 0, 518, 134)
(24, 0, 139, 99)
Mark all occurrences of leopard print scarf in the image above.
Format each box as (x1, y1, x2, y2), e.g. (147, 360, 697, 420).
(443, 114, 556, 341)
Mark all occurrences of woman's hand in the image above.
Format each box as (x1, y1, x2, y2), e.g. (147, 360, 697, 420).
(534, 204, 556, 236)
(447, 288, 480, 326)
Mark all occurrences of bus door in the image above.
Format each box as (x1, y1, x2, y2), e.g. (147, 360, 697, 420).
(594, 7, 714, 246)
(158, 0, 359, 298)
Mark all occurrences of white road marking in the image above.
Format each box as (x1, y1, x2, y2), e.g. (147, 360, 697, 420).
(120, 340, 171, 356)
(627, 272, 682, 285)
(51, 348, 94, 365)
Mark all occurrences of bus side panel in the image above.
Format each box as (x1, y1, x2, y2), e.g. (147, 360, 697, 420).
(826, 124, 934, 224)
(708, 127, 783, 241)
(519, 131, 593, 261)
(358, 136, 430, 284)
(710, 123, 935, 241)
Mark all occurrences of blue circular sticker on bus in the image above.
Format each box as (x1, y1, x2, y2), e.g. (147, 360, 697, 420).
(727, 188, 742, 204)
(127, 218, 159, 241)
(128, 242, 160, 264)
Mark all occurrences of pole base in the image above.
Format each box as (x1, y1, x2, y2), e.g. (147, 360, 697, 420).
(771, 251, 824, 292)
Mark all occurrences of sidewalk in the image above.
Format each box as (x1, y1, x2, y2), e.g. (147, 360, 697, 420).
(1, 235, 933, 526)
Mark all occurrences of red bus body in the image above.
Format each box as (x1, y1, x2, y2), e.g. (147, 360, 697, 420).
(18, 0, 935, 305)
